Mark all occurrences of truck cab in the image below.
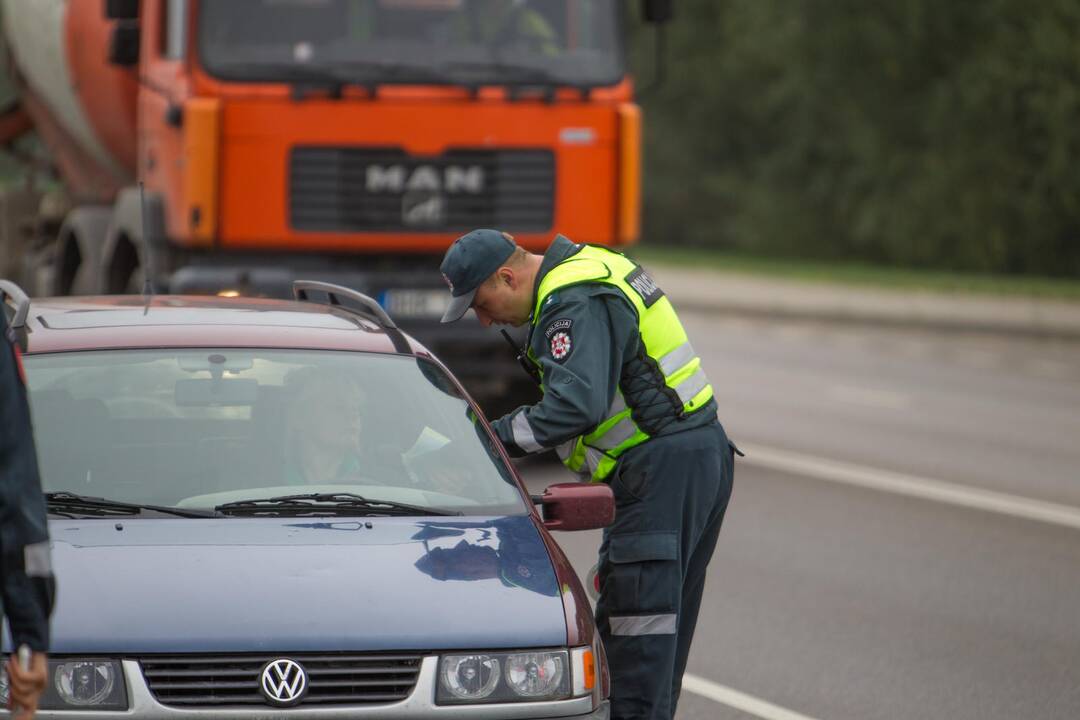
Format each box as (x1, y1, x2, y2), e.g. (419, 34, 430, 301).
(0, 0, 645, 412)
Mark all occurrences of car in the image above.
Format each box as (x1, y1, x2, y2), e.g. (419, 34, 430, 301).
(0, 279, 614, 719)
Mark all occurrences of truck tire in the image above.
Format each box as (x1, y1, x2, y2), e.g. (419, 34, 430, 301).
(101, 187, 167, 294)
(53, 206, 111, 295)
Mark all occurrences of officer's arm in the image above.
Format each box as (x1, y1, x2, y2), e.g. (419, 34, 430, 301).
(492, 294, 621, 456)
(0, 315, 55, 652)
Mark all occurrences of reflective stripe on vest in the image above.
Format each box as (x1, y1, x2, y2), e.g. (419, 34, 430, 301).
(530, 245, 713, 482)
(511, 410, 544, 453)
(659, 342, 694, 375)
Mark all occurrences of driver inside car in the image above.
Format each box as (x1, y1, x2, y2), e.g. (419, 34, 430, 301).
(279, 365, 477, 498)
(281, 367, 366, 485)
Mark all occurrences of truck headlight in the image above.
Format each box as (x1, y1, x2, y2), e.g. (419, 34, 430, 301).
(438, 648, 582, 704)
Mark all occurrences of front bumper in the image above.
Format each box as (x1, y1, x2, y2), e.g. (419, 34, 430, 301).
(30, 657, 607, 719)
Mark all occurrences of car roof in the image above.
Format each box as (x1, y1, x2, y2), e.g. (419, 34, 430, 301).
(20, 295, 428, 356)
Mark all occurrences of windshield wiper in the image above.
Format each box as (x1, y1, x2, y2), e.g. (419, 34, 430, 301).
(216, 492, 461, 517)
(214, 60, 459, 88)
(45, 491, 219, 519)
(444, 61, 566, 88)
(335, 60, 459, 85)
(212, 61, 357, 85)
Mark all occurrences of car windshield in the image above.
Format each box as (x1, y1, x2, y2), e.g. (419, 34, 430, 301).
(25, 349, 526, 516)
(198, 0, 623, 87)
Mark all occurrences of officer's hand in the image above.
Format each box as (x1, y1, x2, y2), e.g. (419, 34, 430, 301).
(6, 651, 47, 719)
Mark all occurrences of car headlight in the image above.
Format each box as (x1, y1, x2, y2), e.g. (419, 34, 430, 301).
(49, 659, 126, 709)
(438, 647, 594, 705)
(504, 651, 565, 698)
(440, 654, 502, 701)
(0, 658, 128, 711)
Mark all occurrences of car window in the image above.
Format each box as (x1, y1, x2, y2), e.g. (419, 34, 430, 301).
(25, 349, 526, 516)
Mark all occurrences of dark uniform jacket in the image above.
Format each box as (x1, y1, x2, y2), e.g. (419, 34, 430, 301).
(1, 312, 54, 650)
(492, 236, 717, 457)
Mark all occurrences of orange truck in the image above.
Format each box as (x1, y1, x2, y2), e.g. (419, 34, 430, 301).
(0, 0, 668, 410)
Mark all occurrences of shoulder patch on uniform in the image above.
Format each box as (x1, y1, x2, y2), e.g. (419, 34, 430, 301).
(545, 317, 573, 339)
(545, 318, 573, 362)
(624, 266, 664, 308)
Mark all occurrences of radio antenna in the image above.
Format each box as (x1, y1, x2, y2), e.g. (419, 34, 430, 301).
(138, 182, 156, 311)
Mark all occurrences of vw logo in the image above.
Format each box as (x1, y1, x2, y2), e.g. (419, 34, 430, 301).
(260, 659, 307, 706)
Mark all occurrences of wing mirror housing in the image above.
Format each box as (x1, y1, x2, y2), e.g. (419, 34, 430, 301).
(642, 0, 673, 24)
(108, 21, 140, 67)
(639, 0, 672, 94)
(535, 483, 615, 532)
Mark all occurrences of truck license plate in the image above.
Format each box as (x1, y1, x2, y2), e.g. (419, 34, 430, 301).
(379, 289, 450, 319)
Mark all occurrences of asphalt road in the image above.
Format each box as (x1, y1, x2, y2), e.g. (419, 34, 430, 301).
(517, 314, 1080, 720)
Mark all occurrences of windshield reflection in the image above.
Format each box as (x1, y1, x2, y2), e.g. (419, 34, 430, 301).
(412, 520, 558, 596)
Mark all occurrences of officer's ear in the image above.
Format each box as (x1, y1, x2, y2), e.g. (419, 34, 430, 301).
(496, 267, 515, 288)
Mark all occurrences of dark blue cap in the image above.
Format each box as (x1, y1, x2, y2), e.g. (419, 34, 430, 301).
(439, 229, 515, 323)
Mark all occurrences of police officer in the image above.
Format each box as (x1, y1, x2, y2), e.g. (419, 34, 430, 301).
(439, 229, 736, 720)
(1, 310, 55, 719)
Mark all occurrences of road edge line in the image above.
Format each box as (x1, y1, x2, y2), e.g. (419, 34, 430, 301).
(681, 673, 821, 720)
(741, 443, 1080, 530)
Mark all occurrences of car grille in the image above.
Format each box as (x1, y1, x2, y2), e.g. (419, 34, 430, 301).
(139, 653, 423, 706)
(290, 147, 555, 233)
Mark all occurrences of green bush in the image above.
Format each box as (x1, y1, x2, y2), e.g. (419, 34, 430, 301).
(631, 0, 1080, 277)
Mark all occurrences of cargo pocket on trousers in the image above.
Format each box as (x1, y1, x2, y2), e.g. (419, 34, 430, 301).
(606, 532, 680, 636)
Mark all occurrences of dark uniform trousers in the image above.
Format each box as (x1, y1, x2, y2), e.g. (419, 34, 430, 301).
(594, 420, 735, 720)
(1, 313, 55, 652)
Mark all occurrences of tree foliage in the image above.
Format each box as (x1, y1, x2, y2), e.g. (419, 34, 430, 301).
(630, 0, 1080, 276)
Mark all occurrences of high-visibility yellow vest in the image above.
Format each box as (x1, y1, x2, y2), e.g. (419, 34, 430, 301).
(527, 246, 713, 482)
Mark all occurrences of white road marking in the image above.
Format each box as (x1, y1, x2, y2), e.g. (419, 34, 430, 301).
(741, 443, 1080, 531)
(682, 673, 821, 720)
(828, 384, 910, 410)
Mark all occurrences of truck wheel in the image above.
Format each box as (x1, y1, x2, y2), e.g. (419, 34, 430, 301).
(102, 187, 166, 295)
(105, 233, 141, 294)
(53, 206, 111, 295)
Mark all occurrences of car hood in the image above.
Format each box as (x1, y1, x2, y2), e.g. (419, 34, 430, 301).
(44, 515, 566, 654)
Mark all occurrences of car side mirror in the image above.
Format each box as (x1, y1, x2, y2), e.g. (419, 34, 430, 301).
(535, 483, 615, 532)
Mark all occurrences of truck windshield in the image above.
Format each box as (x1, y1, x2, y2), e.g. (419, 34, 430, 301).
(198, 0, 623, 88)
(25, 349, 527, 517)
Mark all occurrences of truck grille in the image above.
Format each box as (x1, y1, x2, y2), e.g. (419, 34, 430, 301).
(290, 147, 555, 232)
(139, 653, 423, 707)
